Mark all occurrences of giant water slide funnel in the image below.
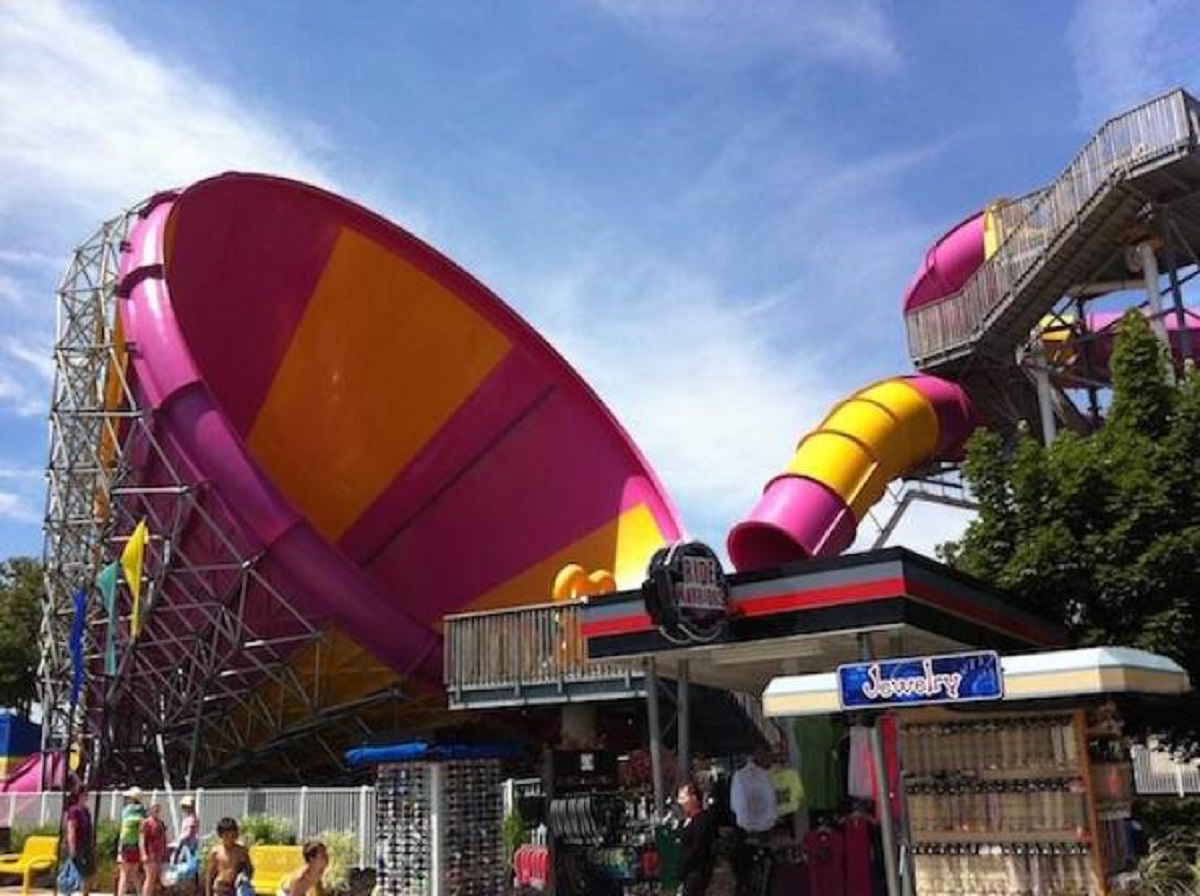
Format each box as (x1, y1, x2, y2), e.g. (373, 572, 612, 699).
(727, 375, 977, 571)
(116, 174, 682, 707)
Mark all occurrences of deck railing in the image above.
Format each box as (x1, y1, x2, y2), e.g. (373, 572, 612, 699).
(906, 88, 1200, 366)
(444, 600, 639, 702)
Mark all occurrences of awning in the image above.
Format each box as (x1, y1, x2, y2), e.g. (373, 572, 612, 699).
(762, 647, 1192, 718)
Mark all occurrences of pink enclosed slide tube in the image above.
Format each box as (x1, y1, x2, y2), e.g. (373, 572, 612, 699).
(727, 374, 977, 571)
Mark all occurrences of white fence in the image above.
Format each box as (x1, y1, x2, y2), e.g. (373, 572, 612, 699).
(0, 787, 377, 867)
(2, 748, 1197, 864)
(1131, 743, 1200, 797)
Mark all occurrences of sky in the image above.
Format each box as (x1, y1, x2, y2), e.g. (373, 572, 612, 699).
(0, 0, 1197, 565)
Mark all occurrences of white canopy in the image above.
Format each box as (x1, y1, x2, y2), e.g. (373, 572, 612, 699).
(762, 646, 1191, 718)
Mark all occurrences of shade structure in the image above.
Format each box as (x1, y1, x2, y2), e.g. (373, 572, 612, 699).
(110, 173, 682, 767)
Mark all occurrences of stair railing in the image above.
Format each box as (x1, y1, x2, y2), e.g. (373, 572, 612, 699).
(906, 88, 1199, 366)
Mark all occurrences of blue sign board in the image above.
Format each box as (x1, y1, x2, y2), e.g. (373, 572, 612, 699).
(837, 651, 1003, 710)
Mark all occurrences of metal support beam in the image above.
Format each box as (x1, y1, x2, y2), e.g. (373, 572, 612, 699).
(871, 490, 978, 551)
(1137, 241, 1173, 363)
(859, 634, 901, 896)
(677, 660, 690, 789)
(1160, 216, 1194, 373)
(1033, 349, 1059, 446)
(645, 657, 665, 811)
(39, 199, 382, 786)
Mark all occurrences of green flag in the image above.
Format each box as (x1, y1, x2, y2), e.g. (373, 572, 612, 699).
(96, 561, 119, 675)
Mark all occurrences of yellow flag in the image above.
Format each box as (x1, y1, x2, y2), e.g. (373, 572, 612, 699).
(121, 519, 149, 638)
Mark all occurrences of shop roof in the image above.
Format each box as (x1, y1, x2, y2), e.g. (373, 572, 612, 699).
(580, 548, 1065, 694)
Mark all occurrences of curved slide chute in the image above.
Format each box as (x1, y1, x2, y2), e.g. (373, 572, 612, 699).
(114, 173, 683, 737)
(731, 192, 1200, 574)
(727, 375, 978, 571)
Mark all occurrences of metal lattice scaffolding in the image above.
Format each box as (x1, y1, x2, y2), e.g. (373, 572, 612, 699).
(38, 200, 387, 786)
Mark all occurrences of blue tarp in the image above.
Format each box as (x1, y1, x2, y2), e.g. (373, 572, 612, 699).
(344, 741, 525, 767)
(0, 713, 40, 757)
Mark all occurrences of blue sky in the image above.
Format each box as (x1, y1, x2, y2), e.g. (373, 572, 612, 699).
(0, 0, 1197, 563)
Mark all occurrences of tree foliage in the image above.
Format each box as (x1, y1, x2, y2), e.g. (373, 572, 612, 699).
(944, 310, 1200, 750)
(0, 557, 43, 714)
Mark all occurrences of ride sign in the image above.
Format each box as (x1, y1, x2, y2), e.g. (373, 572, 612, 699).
(836, 650, 1003, 710)
(643, 541, 729, 643)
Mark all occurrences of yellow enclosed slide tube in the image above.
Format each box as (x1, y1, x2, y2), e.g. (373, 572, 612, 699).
(728, 374, 977, 571)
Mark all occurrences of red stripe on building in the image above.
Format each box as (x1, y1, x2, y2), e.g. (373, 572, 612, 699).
(905, 577, 1063, 647)
(733, 576, 906, 618)
(581, 611, 654, 638)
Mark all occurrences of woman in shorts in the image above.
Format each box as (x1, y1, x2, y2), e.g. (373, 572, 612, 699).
(117, 787, 148, 896)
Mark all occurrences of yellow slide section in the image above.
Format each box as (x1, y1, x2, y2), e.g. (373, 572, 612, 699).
(787, 379, 939, 521)
(248, 228, 512, 540)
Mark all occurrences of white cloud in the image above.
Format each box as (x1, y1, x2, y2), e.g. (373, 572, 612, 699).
(595, 0, 900, 71)
(5, 339, 54, 384)
(1067, 0, 1198, 126)
(0, 275, 22, 305)
(0, 249, 59, 270)
(0, 467, 40, 481)
(0, 2, 333, 220)
(0, 491, 39, 524)
(0, 370, 44, 418)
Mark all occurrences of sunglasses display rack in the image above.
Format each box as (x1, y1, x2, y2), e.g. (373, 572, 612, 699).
(542, 750, 668, 895)
(375, 758, 505, 896)
(900, 710, 1117, 896)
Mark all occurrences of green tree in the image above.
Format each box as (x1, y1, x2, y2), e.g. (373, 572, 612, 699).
(945, 310, 1200, 750)
(0, 557, 44, 713)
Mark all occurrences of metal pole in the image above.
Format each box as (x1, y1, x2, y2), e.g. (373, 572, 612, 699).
(1138, 241, 1172, 357)
(1033, 347, 1058, 446)
(1160, 220, 1193, 374)
(860, 635, 901, 896)
(677, 660, 690, 788)
(1076, 298, 1103, 425)
(645, 657, 665, 811)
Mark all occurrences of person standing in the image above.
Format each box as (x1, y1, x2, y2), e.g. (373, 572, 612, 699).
(141, 803, 168, 896)
(675, 781, 716, 896)
(205, 818, 252, 896)
(63, 786, 95, 896)
(117, 787, 147, 896)
(176, 796, 200, 853)
(277, 841, 329, 896)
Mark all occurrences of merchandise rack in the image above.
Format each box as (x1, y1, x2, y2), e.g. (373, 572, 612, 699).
(899, 708, 1128, 896)
(376, 758, 505, 896)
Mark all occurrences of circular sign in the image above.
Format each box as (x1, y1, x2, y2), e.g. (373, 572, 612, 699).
(642, 542, 729, 643)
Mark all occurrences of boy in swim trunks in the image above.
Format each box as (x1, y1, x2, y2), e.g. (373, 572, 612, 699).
(205, 818, 252, 896)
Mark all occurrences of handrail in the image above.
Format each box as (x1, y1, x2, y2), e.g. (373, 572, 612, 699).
(444, 600, 638, 696)
(906, 88, 1199, 366)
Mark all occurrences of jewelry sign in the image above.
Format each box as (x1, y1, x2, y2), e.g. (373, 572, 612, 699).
(836, 650, 1003, 710)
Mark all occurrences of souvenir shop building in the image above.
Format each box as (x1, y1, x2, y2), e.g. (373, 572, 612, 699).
(575, 546, 1191, 896)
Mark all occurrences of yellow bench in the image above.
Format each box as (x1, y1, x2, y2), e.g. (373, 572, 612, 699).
(249, 845, 303, 896)
(0, 835, 58, 895)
